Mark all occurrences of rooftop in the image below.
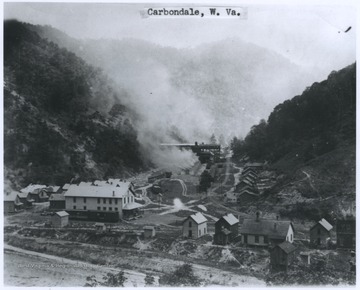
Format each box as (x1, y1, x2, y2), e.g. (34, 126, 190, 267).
(4, 191, 20, 202)
(275, 241, 297, 254)
(49, 193, 65, 201)
(20, 184, 47, 193)
(220, 213, 239, 226)
(55, 211, 69, 217)
(240, 218, 293, 240)
(186, 212, 207, 225)
(318, 218, 333, 231)
(64, 185, 131, 198)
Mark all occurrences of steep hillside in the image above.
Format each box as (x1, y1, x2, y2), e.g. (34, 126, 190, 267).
(4, 20, 148, 188)
(232, 64, 356, 220)
(27, 23, 315, 139)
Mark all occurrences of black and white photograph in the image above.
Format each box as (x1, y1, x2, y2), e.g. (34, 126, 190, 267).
(2, 0, 357, 287)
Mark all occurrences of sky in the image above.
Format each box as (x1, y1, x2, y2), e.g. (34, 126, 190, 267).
(4, 1, 357, 79)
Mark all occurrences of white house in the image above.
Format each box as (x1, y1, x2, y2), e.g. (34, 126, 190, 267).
(64, 183, 140, 219)
(183, 212, 208, 239)
(239, 212, 294, 246)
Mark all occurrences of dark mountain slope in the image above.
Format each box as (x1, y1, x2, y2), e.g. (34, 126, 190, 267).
(231, 63, 356, 220)
(4, 20, 148, 188)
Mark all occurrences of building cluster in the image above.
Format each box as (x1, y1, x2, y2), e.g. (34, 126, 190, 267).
(180, 210, 355, 272)
(4, 178, 143, 223)
(226, 163, 276, 205)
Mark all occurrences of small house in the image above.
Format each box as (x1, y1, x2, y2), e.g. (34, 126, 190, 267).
(49, 193, 65, 210)
(214, 213, 239, 245)
(21, 184, 48, 202)
(309, 218, 333, 247)
(337, 217, 355, 249)
(183, 212, 208, 239)
(239, 212, 294, 246)
(143, 226, 156, 238)
(4, 191, 23, 213)
(52, 211, 69, 228)
(270, 241, 297, 272)
(17, 191, 34, 208)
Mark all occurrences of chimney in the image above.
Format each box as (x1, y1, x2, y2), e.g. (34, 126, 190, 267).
(256, 211, 260, 222)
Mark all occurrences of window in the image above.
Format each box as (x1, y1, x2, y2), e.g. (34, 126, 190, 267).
(115, 207, 118, 211)
(103, 198, 106, 204)
(290, 234, 293, 242)
(189, 221, 192, 228)
(83, 206, 87, 210)
(199, 230, 201, 236)
(255, 235, 259, 243)
(97, 198, 100, 204)
(109, 199, 112, 204)
(73, 205, 76, 210)
(73, 197, 76, 202)
(103, 207, 106, 211)
(83, 197, 86, 203)
(115, 199, 118, 205)
(109, 207, 112, 211)
(97, 207, 101, 210)
(264, 236, 268, 244)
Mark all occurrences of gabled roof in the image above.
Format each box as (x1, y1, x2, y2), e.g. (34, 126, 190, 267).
(245, 162, 263, 168)
(17, 191, 30, 199)
(185, 212, 207, 225)
(238, 190, 259, 197)
(219, 213, 239, 226)
(311, 218, 333, 232)
(55, 211, 69, 217)
(240, 218, 294, 240)
(44, 186, 61, 193)
(20, 184, 47, 193)
(238, 179, 254, 187)
(49, 193, 65, 201)
(62, 183, 71, 190)
(275, 241, 296, 254)
(4, 191, 20, 201)
(241, 169, 258, 178)
(64, 185, 130, 198)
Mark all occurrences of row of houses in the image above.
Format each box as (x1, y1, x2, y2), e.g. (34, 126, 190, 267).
(181, 211, 354, 272)
(181, 211, 355, 250)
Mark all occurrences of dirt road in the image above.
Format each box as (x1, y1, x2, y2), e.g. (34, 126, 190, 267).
(4, 244, 157, 287)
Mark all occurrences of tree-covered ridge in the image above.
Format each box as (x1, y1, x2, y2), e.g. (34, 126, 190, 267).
(4, 20, 147, 187)
(231, 63, 356, 164)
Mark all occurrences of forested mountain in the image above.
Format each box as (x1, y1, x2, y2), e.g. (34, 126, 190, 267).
(231, 64, 356, 219)
(231, 63, 356, 163)
(4, 20, 148, 188)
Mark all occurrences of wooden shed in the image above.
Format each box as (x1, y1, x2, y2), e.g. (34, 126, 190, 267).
(52, 211, 69, 228)
(309, 218, 333, 247)
(270, 241, 297, 272)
